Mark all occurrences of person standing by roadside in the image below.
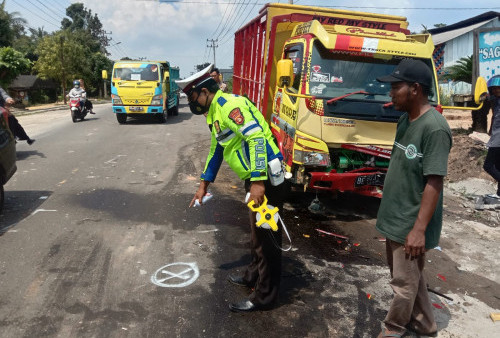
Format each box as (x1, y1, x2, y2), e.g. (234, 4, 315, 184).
(375, 59, 452, 338)
(0, 85, 35, 145)
(210, 67, 227, 92)
(176, 64, 285, 312)
(483, 75, 500, 201)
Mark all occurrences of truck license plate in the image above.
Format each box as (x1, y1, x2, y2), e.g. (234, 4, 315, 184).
(354, 173, 385, 187)
(129, 106, 143, 112)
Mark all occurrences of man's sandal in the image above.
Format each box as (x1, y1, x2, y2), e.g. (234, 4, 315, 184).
(376, 328, 404, 338)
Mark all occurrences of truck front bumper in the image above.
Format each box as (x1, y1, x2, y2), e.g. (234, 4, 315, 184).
(307, 167, 387, 198)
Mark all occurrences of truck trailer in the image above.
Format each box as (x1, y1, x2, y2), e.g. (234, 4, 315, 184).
(233, 3, 440, 198)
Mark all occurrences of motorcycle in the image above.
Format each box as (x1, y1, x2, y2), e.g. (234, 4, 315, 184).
(69, 96, 88, 123)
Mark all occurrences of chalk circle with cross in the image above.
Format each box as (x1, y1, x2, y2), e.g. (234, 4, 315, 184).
(151, 262, 200, 288)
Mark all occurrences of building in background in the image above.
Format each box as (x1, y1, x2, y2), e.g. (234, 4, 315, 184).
(429, 11, 500, 105)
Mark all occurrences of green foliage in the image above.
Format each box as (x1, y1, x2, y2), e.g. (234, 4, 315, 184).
(196, 62, 211, 71)
(0, 0, 27, 47)
(225, 78, 233, 93)
(441, 56, 473, 84)
(34, 31, 90, 92)
(0, 46, 31, 86)
(61, 3, 109, 54)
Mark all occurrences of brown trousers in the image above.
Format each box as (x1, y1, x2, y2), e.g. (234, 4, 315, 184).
(243, 179, 284, 307)
(383, 239, 437, 335)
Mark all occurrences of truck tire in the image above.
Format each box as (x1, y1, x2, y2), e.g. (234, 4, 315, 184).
(116, 114, 127, 124)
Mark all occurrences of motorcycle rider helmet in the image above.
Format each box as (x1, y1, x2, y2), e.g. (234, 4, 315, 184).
(487, 75, 500, 89)
(73, 80, 80, 88)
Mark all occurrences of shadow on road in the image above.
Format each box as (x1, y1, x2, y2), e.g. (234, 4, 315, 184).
(16, 149, 46, 160)
(0, 190, 53, 235)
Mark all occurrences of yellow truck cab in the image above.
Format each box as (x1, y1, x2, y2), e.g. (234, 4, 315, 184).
(234, 3, 439, 198)
(111, 60, 180, 124)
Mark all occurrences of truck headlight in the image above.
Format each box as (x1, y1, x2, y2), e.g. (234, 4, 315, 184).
(151, 94, 163, 106)
(112, 94, 123, 105)
(294, 149, 331, 166)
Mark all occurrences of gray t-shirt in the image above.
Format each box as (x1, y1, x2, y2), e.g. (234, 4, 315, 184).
(487, 97, 500, 148)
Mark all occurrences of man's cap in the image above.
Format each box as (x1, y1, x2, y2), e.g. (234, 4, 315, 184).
(176, 64, 214, 95)
(377, 59, 433, 88)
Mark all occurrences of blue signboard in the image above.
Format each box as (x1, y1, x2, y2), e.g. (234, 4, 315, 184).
(478, 30, 500, 82)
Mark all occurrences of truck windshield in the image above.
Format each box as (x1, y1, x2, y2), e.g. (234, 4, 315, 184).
(308, 40, 438, 103)
(113, 64, 159, 81)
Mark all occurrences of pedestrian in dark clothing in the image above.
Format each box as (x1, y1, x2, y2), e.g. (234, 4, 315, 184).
(483, 75, 500, 200)
(0, 86, 35, 145)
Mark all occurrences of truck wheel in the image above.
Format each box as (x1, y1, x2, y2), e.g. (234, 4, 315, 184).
(0, 185, 4, 214)
(116, 114, 127, 124)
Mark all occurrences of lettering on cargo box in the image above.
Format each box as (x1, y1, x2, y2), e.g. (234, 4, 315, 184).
(312, 16, 392, 30)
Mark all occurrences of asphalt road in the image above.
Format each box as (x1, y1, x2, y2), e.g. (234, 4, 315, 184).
(0, 101, 498, 338)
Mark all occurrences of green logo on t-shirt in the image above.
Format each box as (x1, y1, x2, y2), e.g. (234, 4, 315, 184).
(405, 144, 418, 159)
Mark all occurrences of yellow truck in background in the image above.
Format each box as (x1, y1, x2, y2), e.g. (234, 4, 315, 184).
(233, 3, 439, 198)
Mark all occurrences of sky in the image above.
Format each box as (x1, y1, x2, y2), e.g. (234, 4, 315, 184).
(5, 0, 500, 78)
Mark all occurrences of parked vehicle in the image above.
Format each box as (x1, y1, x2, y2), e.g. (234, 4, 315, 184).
(69, 97, 88, 122)
(0, 107, 17, 213)
(109, 61, 180, 124)
(233, 3, 440, 198)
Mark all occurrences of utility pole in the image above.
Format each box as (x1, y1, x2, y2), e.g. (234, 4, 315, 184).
(60, 36, 66, 105)
(207, 39, 218, 66)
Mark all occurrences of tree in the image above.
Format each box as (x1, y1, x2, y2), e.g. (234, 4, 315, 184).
(61, 3, 110, 54)
(433, 23, 447, 28)
(0, 46, 31, 87)
(34, 31, 90, 103)
(0, 0, 27, 47)
(196, 62, 211, 72)
(441, 55, 473, 84)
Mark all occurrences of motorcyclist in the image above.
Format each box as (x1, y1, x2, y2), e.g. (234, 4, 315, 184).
(67, 80, 90, 113)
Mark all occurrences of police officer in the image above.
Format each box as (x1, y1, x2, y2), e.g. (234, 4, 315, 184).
(176, 64, 285, 312)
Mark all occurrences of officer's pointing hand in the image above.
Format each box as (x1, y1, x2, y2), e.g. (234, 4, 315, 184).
(249, 181, 265, 207)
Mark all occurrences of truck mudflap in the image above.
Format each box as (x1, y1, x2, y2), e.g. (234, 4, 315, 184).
(308, 167, 387, 198)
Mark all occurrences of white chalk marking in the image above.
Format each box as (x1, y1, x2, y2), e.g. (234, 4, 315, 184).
(31, 209, 57, 216)
(105, 154, 127, 164)
(151, 262, 199, 288)
(197, 229, 219, 233)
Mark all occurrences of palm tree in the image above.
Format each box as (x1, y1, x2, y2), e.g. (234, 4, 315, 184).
(441, 55, 473, 84)
(0, 0, 27, 47)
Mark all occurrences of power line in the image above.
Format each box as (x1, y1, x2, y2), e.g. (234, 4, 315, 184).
(10, 0, 60, 28)
(214, 1, 244, 40)
(209, 1, 233, 38)
(45, 0, 69, 15)
(217, 0, 251, 41)
(25, 0, 64, 23)
(33, 0, 66, 21)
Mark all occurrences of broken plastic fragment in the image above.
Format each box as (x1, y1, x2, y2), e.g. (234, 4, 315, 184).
(303, 234, 310, 238)
(366, 293, 372, 299)
(432, 303, 443, 309)
(437, 274, 446, 282)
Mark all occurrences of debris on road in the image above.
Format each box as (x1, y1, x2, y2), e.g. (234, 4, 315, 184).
(315, 228, 349, 240)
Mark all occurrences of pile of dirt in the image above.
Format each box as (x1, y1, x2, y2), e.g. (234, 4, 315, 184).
(446, 130, 493, 183)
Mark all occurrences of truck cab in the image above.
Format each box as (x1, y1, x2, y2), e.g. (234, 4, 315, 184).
(273, 21, 438, 197)
(233, 4, 439, 198)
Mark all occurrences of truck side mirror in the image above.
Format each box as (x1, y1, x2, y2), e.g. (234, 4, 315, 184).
(474, 76, 488, 104)
(102, 70, 108, 80)
(164, 71, 170, 81)
(276, 59, 294, 88)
